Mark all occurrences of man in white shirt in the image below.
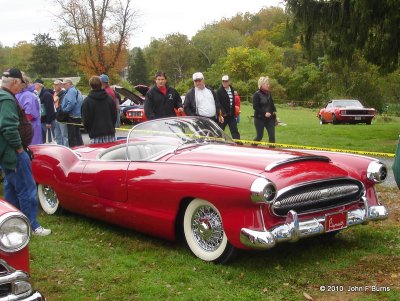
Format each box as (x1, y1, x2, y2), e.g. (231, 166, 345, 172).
(184, 72, 223, 123)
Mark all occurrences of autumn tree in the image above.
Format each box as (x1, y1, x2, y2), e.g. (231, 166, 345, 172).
(55, 0, 138, 78)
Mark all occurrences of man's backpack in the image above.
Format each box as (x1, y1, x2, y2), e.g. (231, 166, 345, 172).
(16, 102, 33, 148)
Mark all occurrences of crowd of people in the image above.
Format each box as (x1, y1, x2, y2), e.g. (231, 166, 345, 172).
(0, 67, 279, 237)
(0, 68, 123, 238)
(144, 71, 277, 144)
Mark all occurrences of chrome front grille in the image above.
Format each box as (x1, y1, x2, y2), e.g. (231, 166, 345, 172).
(272, 178, 363, 216)
(346, 110, 369, 115)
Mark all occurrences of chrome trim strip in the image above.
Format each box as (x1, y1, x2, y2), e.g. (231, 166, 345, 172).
(265, 155, 330, 172)
(240, 204, 388, 250)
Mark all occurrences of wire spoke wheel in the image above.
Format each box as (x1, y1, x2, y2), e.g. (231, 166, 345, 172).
(183, 198, 235, 263)
(37, 184, 60, 215)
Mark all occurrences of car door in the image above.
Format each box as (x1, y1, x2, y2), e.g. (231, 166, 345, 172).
(80, 161, 129, 204)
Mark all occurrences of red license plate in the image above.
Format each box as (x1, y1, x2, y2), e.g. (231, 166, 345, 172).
(325, 211, 347, 232)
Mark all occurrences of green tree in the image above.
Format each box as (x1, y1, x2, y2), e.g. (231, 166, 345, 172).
(191, 25, 244, 70)
(4, 42, 33, 74)
(285, 0, 400, 72)
(57, 32, 79, 77)
(30, 33, 59, 77)
(144, 34, 195, 85)
(322, 54, 384, 111)
(286, 62, 327, 102)
(128, 47, 149, 85)
(380, 70, 400, 104)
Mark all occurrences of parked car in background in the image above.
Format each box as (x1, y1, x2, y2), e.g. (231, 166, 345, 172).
(114, 85, 148, 124)
(0, 198, 45, 300)
(125, 106, 147, 124)
(317, 99, 376, 125)
(126, 94, 186, 124)
(31, 117, 388, 264)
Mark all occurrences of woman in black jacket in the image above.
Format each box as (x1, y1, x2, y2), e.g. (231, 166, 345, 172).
(253, 76, 277, 144)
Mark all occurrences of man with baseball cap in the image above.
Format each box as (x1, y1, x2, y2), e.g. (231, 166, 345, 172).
(0, 67, 51, 236)
(100, 74, 120, 128)
(184, 72, 223, 123)
(60, 78, 84, 147)
(216, 75, 240, 139)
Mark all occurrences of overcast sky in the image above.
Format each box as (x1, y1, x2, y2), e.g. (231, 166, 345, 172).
(0, 0, 284, 48)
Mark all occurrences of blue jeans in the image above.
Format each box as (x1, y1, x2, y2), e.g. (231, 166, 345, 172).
(3, 151, 40, 230)
(54, 121, 69, 146)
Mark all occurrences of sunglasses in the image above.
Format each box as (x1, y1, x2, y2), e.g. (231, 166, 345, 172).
(194, 79, 203, 82)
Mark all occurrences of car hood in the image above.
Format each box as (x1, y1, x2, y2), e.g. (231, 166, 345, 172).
(167, 144, 350, 187)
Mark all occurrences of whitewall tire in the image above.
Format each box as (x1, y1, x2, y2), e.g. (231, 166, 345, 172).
(37, 184, 60, 215)
(183, 198, 235, 263)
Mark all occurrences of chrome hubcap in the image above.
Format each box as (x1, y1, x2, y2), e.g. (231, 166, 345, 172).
(191, 205, 223, 251)
(41, 185, 57, 208)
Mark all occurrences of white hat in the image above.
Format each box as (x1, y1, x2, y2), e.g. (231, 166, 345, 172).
(222, 75, 229, 81)
(62, 78, 73, 85)
(192, 72, 204, 81)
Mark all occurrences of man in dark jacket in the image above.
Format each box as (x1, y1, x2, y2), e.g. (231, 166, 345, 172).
(216, 75, 240, 139)
(144, 71, 183, 119)
(34, 79, 56, 143)
(184, 72, 223, 123)
(81, 76, 117, 144)
(0, 68, 51, 236)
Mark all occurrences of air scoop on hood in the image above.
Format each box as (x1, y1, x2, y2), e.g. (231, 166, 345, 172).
(265, 155, 331, 172)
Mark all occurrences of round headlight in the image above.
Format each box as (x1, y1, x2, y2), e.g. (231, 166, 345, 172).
(251, 178, 277, 203)
(0, 212, 31, 252)
(367, 161, 387, 183)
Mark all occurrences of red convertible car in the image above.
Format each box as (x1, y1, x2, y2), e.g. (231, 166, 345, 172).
(31, 117, 388, 263)
(317, 99, 376, 125)
(0, 199, 45, 300)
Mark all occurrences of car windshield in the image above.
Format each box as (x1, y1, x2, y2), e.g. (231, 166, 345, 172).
(332, 100, 363, 108)
(128, 117, 234, 147)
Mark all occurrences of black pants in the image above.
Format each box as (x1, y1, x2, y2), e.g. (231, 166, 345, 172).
(219, 116, 240, 140)
(67, 117, 83, 147)
(254, 116, 275, 143)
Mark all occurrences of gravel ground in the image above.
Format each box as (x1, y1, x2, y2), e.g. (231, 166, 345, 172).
(377, 157, 397, 188)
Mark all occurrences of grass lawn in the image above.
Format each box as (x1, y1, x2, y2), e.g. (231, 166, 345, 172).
(235, 104, 399, 155)
(29, 186, 400, 301)
(4, 105, 400, 300)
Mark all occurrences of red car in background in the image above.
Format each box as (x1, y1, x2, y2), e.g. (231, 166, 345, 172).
(126, 106, 147, 124)
(0, 198, 45, 300)
(317, 99, 376, 125)
(115, 85, 147, 125)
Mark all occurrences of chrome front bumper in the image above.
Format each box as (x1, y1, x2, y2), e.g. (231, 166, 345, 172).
(240, 199, 388, 250)
(0, 260, 46, 301)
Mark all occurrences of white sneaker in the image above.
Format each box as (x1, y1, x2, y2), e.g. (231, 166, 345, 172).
(33, 226, 51, 236)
